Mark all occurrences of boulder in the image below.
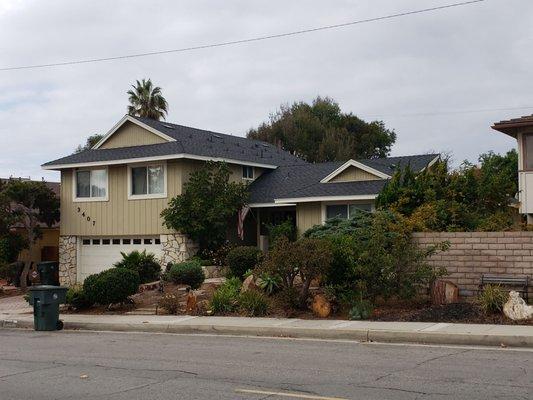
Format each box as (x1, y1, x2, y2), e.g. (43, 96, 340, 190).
(503, 291, 533, 321)
(241, 275, 258, 293)
(311, 294, 331, 318)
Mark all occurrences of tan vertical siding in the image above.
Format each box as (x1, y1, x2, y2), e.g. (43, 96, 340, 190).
(328, 166, 380, 182)
(296, 202, 322, 236)
(99, 121, 168, 149)
(61, 159, 267, 236)
(61, 161, 183, 236)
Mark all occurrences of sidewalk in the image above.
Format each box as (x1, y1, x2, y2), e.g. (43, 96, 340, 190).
(2, 311, 533, 348)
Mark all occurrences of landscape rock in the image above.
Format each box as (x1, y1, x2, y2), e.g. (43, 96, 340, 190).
(311, 294, 331, 318)
(503, 291, 533, 320)
(241, 275, 258, 293)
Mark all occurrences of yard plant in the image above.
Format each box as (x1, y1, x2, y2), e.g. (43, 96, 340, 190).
(169, 260, 205, 289)
(478, 284, 508, 314)
(305, 209, 448, 310)
(226, 246, 263, 279)
(162, 162, 249, 253)
(210, 277, 241, 314)
(83, 268, 140, 306)
(114, 250, 161, 284)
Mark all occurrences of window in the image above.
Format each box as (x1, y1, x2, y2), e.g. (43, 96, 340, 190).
(144, 238, 152, 245)
(92, 239, 100, 245)
(122, 239, 131, 245)
(133, 238, 142, 245)
(326, 203, 373, 220)
(129, 164, 166, 198)
(112, 239, 121, 245)
(242, 165, 254, 180)
(82, 239, 90, 245)
(75, 169, 107, 200)
(326, 205, 348, 219)
(524, 133, 533, 170)
(102, 239, 110, 245)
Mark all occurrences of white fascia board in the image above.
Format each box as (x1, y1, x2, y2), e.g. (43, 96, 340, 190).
(274, 194, 378, 204)
(320, 159, 390, 183)
(248, 202, 297, 208)
(92, 115, 176, 149)
(42, 153, 278, 170)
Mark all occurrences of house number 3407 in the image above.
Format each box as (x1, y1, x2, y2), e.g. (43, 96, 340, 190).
(77, 207, 96, 226)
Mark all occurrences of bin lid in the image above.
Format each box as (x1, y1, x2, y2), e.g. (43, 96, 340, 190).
(29, 285, 67, 291)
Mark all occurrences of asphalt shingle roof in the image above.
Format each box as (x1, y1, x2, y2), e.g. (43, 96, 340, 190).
(43, 116, 306, 168)
(248, 154, 438, 203)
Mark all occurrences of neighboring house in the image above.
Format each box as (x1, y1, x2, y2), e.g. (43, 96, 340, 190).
(492, 115, 533, 223)
(42, 115, 437, 285)
(0, 178, 60, 265)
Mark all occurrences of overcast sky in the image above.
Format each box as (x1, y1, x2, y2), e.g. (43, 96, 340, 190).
(1, 0, 530, 182)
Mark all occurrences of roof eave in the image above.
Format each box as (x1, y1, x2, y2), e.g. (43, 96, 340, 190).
(41, 153, 279, 171)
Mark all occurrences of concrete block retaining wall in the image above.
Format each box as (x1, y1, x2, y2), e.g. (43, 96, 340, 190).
(414, 232, 533, 298)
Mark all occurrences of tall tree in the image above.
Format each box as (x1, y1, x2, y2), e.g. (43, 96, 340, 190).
(127, 79, 168, 120)
(247, 97, 396, 162)
(3, 181, 60, 290)
(74, 133, 104, 153)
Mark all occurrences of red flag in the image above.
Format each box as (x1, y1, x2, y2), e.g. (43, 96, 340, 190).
(237, 206, 250, 240)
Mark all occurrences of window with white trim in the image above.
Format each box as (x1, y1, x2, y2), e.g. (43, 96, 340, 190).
(326, 203, 372, 220)
(75, 169, 107, 200)
(242, 165, 254, 180)
(129, 164, 166, 198)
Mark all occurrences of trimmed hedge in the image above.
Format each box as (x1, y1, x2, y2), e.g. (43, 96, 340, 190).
(169, 261, 205, 289)
(83, 268, 140, 305)
(226, 246, 263, 279)
(65, 284, 91, 309)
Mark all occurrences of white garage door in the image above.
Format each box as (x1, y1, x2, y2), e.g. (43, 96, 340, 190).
(78, 237, 162, 281)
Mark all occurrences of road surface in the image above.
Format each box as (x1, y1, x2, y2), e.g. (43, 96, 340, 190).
(0, 329, 531, 399)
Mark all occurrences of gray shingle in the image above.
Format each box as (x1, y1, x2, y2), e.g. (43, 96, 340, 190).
(248, 154, 438, 203)
(43, 116, 306, 168)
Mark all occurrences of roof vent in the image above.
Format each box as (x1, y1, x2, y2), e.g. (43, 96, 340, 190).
(212, 134, 222, 139)
(162, 124, 174, 129)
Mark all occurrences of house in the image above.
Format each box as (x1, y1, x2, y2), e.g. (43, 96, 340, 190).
(0, 178, 60, 266)
(492, 115, 533, 223)
(42, 115, 437, 285)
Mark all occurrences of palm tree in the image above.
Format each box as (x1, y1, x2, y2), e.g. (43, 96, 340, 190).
(127, 79, 168, 120)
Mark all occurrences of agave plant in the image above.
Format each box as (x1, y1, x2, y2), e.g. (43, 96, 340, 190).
(257, 272, 282, 295)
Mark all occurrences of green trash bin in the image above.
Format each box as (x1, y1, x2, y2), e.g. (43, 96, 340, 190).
(37, 261, 60, 286)
(28, 285, 67, 331)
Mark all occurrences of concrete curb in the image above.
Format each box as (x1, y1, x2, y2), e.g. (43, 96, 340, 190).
(2, 317, 533, 348)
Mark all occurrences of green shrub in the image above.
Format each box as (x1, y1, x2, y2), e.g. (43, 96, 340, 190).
(211, 277, 241, 314)
(169, 261, 205, 289)
(66, 284, 92, 309)
(257, 272, 282, 295)
(226, 246, 263, 279)
(158, 292, 180, 314)
(306, 210, 448, 302)
(83, 268, 140, 305)
(348, 300, 373, 320)
(257, 237, 333, 308)
(267, 219, 296, 245)
(114, 250, 161, 284)
(239, 290, 268, 316)
(478, 285, 507, 314)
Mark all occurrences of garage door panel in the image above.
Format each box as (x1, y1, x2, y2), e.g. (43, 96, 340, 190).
(78, 237, 162, 281)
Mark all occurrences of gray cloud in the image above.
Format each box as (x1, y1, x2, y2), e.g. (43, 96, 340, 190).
(0, 0, 529, 182)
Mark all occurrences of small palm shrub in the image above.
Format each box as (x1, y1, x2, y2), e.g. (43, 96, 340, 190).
(226, 246, 263, 279)
(158, 293, 180, 314)
(66, 284, 91, 309)
(114, 250, 161, 284)
(83, 268, 140, 305)
(169, 261, 205, 289)
(478, 285, 507, 314)
(211, 277, 241, 314)
(239, 290, 269, 316)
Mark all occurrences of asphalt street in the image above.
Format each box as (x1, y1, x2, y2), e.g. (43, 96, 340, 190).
(0, 329, 531, 400)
